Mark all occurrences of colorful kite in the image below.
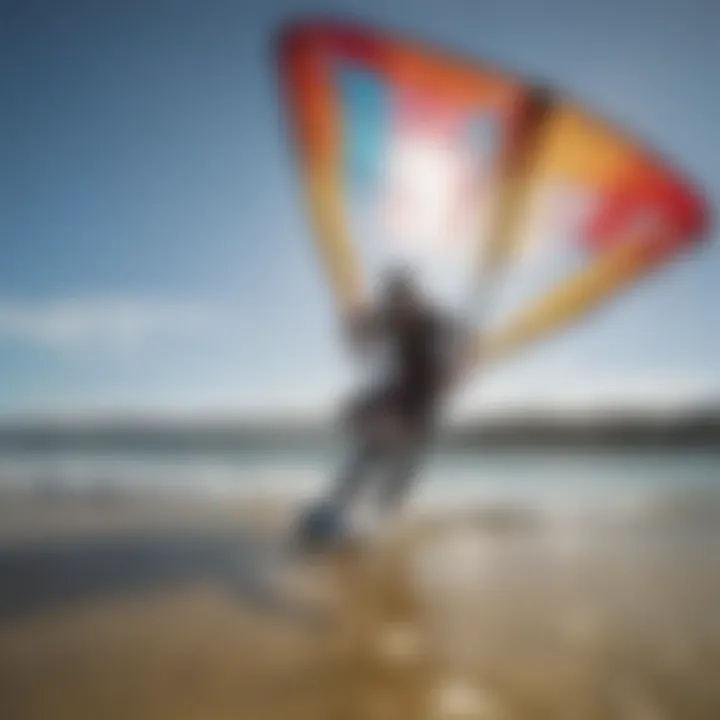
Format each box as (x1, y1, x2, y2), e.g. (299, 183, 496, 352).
(277, 21, 709, 368)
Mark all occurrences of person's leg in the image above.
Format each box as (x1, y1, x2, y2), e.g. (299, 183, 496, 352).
(327, 385, 394, 516)
(327, 437, 379, 515)
(295, 439, 379, 547)
(375, 429, 425, 517)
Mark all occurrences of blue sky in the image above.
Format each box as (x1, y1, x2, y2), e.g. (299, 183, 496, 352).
(1, 0, 718, 417)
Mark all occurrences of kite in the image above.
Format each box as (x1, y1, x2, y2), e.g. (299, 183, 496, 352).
(277, 21, 709, 368)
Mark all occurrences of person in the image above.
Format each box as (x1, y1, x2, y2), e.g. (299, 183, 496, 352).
(297, 268, 469, 547)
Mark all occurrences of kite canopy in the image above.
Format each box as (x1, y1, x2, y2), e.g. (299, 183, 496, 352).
(278, 21, 709, 367)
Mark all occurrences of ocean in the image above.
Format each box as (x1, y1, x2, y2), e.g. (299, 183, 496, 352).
(2, 446, 719, 523)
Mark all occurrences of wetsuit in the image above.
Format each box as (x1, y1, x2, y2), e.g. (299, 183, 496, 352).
(329, 303, 461, 518)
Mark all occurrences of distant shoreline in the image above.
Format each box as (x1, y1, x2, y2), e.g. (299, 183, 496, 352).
(0, 412, 719, 451)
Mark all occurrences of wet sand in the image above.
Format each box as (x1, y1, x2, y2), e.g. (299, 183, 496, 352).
(1, 492, 719, 719)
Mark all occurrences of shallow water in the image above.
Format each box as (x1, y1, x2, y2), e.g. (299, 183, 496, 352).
(1, 447, 718, 520)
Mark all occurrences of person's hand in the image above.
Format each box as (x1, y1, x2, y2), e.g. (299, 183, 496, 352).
(343, 305, 376, 353)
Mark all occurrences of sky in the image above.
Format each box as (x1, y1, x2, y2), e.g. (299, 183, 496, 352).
(0, 0, 718, 418)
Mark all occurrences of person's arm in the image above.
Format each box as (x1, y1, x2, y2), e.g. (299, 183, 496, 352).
(437, 312, 477, 390)
(343, 305, 382, 357)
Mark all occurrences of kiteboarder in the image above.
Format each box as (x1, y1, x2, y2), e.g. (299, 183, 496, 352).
(297, 268, 468, 547)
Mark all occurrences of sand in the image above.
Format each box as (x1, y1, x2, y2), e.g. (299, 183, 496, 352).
(1, 492, 719, 719)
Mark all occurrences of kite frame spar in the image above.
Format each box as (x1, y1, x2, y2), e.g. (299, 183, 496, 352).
(277, 20, 710, 374)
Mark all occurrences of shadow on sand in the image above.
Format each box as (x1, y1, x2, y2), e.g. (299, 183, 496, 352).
(0, 527, 324, 625)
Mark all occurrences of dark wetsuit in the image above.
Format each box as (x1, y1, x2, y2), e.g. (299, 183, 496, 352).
(349, 308, 455, 437)
(330, 304, 461, 518)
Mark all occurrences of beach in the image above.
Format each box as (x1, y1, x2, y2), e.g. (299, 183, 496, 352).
(1, 479, 719, 720)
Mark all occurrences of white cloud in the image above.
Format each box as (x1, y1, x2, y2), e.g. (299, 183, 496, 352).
(0, 297, 228, 351)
